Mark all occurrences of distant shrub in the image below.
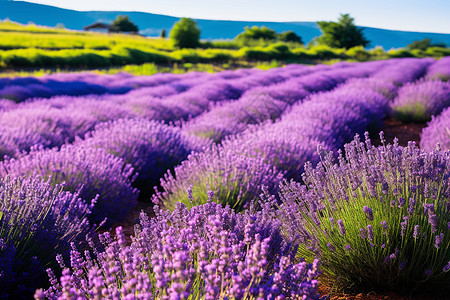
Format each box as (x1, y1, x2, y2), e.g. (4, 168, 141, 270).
(110, 15, 139, 33)
(235, 26, 277, 46)
(346, 46, 371, 61)
(388, 48, 416, 58)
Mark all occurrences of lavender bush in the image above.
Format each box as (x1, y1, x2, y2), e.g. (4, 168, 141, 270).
(153, 144, 284, 211)
(276, 133, 450, 294)
(0, 175, 94, 299)
(0, 145, 138, 224)
(36, 198, 321, 300)
(391, 79, 450, 122)
(78, 118, 210, 200)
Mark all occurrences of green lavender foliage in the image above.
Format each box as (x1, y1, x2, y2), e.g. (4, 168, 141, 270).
(277, 133, 450, 294)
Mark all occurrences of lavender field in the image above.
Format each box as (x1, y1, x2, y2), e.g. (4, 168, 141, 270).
(0, 57, 449, 299)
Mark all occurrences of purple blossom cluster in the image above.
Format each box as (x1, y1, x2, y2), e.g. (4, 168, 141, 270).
(0, 144, 138, 224)
(36, 200, 321, 300)
(76, 118, 210, 200)
(391, 79, 450, 122)
(425, 56, 450, 81)
(0, 175, 93, 298)
(420, 107, 450, 151)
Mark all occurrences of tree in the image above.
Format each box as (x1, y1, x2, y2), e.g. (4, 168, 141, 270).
(316, 14, 369, 49)
(111, 15, 138, 33)
(278, 31, 303, 44)
(408, 38, 446, 50)
(235, 26, 277, 45)
(170, 18, 201, 48)
(160, 28, 166, 38)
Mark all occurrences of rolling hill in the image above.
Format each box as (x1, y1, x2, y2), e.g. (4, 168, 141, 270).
(1, 0, 450, 49)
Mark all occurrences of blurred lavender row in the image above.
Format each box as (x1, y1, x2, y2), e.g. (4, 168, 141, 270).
(420, 107, 450, 151)
(425, 56, 450, 81)
(391, 79, 450, 122)
(182, 61, 383, 142)
(0, 65, 313, 158)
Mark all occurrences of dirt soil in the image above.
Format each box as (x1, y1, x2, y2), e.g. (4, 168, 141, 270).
(371, 118, 427, 148)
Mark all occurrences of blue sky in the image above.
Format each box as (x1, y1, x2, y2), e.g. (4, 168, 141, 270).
(20, 0, 450, 33)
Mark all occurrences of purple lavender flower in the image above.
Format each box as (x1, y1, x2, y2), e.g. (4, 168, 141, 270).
(360, 228, 367, 239)
(413, 225, 420, 239)
(380, 220, 389, 234)
(337, 219, 346, 236)
(426, 56, 450, 81)
(443, 261, 450, 272)
(428, 214, 438, 233)
(0, 175, 93, 298)
(327, 243, 335, 252)
(367, 225, 374, 241)
(0, 144, 138, 224)
(435, 233, 445, 249)
(391, 79, 450, 122)
(363, 206, 374, 221)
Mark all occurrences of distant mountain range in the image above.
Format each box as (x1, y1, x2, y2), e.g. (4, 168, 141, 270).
(1, 1, 450, 49)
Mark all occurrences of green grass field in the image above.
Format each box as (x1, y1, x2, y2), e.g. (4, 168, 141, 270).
(0, 20, 449, 74)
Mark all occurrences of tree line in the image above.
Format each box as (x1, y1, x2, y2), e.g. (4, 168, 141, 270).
(110, 14, 446, 50)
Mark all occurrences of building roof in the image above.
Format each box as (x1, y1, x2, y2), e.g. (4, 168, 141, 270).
(83, 22, 112, 31)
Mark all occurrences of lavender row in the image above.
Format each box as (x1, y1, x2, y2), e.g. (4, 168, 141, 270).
(0, 71, 208, 102)
(183, 60, 388, 142)
(0, 65, 314, 158)
(224, 77, 394, 183)
(371, 57, 434, 85)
